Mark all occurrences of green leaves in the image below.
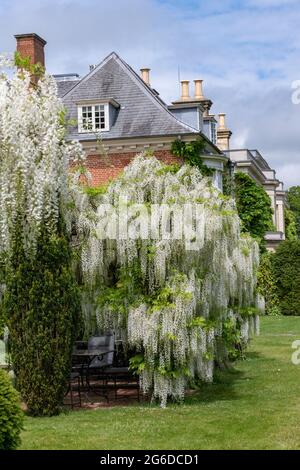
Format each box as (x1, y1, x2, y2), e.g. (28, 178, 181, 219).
(171, 138, 214, 176)
(188, 317, 207, 328)
(97, 263, 145, 316)
(222, 318, 242, 361)
(286, 186, 300, 239)
(14, 51, 45, 78)
(155, 163, 180, 176)
(257, 253, 281, 316)
(237, 306, 260, 318)
(272, 240, 300, 316)
(149, 285, 176, 312)
(284, 209, 298, 241)
(129, 354, 145, 374)
(83, 183, 109, 198)
(4, 228, 81, 416)
(234, 172, 274, 247)
(0, 369, 24, 450)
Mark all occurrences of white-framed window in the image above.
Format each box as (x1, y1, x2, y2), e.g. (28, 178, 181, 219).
(210, 121, 217, 144)
(78, 103, 109, 133)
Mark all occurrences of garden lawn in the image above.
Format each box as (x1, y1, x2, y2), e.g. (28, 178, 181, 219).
(21, 316, 300, 450)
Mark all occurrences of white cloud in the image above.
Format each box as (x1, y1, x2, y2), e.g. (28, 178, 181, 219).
(0, 0, 299, 187)
(277, 163, 300, 187)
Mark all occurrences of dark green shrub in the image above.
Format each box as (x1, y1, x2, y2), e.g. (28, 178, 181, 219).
(257, 253, 281, 316)
(0, 256, 6, 338)
(285, 208, 298, 241)
(0, 369, 23, 450)
(4, 225, 81, 416)
(273, 240, 300, 316)
(234, 172, 274, 244)
(287, 186, 300, 238)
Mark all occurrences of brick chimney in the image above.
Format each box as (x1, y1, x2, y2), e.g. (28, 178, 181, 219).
(14, 33, 47, 68)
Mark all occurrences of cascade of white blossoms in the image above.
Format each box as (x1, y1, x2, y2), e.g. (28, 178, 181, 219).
(0, 56, 83, 256)
(75, 155, 263, 407)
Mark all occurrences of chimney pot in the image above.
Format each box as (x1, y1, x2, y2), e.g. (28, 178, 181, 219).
(180, 80, 190, 101)
(217, 113, 232, 151)
(218, 113, 227, 129)
(15, 33, 47, 69)
(140, 67, 150, 85)
(194, 79, 204, 99)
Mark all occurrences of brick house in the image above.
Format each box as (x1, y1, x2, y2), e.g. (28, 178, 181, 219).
(14, 33, 286, 249)
(55, 52, 228, 188)
(14, 33, 228, 190)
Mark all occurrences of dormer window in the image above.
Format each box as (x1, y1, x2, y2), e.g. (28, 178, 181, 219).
(78, 103, 109, 133)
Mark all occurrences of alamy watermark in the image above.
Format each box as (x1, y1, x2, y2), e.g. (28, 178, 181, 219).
(291, 340, 300, 365)
(291, 80, 300, 104)
(93, 199, 207, 250)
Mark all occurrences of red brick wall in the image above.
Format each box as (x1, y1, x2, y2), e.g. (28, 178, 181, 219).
(83, 150, 182, 186)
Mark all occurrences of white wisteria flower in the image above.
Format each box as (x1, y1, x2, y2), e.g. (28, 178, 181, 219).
(0, 61, 85, 255)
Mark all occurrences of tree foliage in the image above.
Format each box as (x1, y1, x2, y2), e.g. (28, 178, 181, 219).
(284, 208, 298, 241)
(257, 252, 281, 316)
(287, 186, 300, 239)
(272, 240, 300, 316)
(234, 172, 274, 244)
(3, 225, 81, 416)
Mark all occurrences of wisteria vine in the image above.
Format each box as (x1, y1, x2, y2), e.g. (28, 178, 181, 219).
(74, 155, 264, 406)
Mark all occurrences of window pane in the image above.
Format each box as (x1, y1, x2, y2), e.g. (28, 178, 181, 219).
(79, 104, 108, 132)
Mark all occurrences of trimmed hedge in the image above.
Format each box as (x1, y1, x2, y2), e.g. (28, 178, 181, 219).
(257, 253, 281, 316)
(0, 369, 23, 450)
(287, 186, 300, 239)
(285, 208, 298, 241)
(273, 240, 300, 316)
(4, 226, 81, 416)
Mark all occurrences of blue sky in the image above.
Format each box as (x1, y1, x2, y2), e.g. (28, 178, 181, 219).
(1, 0, 300, 186)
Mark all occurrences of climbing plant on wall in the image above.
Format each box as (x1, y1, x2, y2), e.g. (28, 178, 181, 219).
(171, 137, 214, 176)
(73, 154, 263, 407)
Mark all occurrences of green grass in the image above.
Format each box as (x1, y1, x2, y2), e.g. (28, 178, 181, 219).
(20, 316, 300, 450)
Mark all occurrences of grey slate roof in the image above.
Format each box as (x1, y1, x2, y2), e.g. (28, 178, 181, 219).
(56, 80, 80, 98)
(60, 52, 199, 141)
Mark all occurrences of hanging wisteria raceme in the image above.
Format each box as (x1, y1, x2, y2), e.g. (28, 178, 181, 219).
(75, 154, 263, 407)
(0, 59, 84, 256)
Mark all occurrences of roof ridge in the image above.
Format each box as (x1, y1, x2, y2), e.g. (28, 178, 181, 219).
(61, 51, 120, 98)
(114, 54, 198, 134)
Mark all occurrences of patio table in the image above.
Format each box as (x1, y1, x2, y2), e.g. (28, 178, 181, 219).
(72, 348, 110, 360)
(71, 348, 113, 401)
